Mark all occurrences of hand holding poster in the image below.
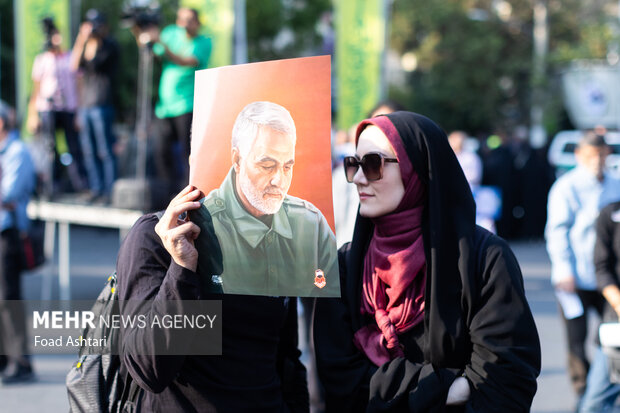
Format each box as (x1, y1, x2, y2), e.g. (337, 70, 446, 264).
(188, 56, 340, 297)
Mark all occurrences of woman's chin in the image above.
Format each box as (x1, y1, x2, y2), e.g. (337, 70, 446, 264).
(358, 206, 380, 219)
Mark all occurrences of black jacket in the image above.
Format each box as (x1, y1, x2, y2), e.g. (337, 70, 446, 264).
(595, 200, 620, 322)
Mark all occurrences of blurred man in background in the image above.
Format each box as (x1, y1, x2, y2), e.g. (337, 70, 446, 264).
(448, 130, 482, 189)
(546, 132, 620, 402)
(0, 103, 36, 384)
(150, 7, 211, 198)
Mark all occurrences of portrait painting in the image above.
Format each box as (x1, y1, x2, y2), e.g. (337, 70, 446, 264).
(188, 56, 340, 297)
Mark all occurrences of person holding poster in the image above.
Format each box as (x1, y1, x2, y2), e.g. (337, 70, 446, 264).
(314, 111, 540, 411)
(116, 185, 309, 411)
(190, 101, 339, 297)
(116, 57, 336, 411)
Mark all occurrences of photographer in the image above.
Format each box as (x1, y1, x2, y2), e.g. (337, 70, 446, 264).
(143, 8, 211, 199)
(28, 17, 86, 197)
(71, 9, 119, 204)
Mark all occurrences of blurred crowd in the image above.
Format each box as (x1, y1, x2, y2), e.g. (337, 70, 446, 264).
(22, 7, 211, 207)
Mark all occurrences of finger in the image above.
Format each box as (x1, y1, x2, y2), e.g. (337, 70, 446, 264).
(162, 201, 202, 227)
(175, 189, 203, 205)
(169, 221, 201, 240)
(166, 189, 202, 216)
(170, 185, 196, 204)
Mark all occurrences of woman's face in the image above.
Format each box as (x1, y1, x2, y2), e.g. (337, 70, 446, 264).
(354, 125, 405, 218)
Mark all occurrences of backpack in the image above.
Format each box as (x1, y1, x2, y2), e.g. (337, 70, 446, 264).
(65, 272, 142, 413)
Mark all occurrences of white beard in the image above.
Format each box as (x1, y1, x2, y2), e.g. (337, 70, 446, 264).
(238, 168, 284, 215)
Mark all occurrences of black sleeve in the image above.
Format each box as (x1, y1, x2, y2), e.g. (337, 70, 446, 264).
(368, 359, 459, 412)
(595, 205, 618, 291)
(464, 237, 541, 412)
(313, 246, 377, 412)
(277, 298, 309, 413)
(80, 39, 118, 74)
(116, 214, 202, 393)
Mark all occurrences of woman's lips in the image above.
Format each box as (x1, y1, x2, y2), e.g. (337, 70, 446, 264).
(358, 192, 373, 200)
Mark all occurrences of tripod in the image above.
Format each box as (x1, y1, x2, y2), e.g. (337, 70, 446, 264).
(135, 44, 153, 184)
(111, 43, 163, 211)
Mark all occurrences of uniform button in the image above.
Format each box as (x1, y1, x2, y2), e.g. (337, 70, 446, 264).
(215, 199, 224, 207)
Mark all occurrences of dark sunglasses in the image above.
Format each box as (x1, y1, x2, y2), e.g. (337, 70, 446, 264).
(343, 152, 399, 183)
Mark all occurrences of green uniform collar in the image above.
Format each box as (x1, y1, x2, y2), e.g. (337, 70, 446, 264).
(214, 168, 293, 248)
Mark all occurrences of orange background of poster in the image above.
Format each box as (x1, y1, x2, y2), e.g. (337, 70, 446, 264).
(189, 56, 335, 231)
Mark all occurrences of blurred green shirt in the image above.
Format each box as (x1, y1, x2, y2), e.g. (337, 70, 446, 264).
(192, 168, 340, 297)
(153, 25, 211, 119)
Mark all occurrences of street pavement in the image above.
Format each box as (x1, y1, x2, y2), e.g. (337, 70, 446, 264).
(0, 227, 581, 412)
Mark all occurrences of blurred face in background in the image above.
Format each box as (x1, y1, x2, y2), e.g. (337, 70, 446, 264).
(448, 131, 467, 154)
(353, 125, 405, 218)
(575, 144, 609, 180)
(177, 8, 200, 37)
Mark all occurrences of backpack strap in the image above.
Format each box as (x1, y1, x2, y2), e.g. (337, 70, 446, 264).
(119, 370, 142, 413)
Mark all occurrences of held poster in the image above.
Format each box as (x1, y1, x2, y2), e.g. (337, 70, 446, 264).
(189, 56, 340, 298)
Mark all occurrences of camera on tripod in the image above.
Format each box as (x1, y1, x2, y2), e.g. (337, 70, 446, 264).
(40, 17, 57, 51)
(121, 6, 161, 31)
(121, 5, 161, 48)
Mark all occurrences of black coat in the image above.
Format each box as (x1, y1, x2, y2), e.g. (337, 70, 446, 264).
(116, 214, 309, 412)
(313, 112, 541, 412)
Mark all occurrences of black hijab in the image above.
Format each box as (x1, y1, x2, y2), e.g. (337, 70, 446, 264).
(348, 111, 477, 366)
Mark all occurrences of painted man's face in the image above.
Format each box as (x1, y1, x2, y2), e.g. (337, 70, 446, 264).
(235, 126, 295, 216)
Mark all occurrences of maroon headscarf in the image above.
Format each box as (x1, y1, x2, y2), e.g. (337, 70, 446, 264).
(352, 116, 427, 366)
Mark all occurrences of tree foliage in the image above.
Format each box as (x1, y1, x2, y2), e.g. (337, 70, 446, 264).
(388, 0, 620, 136)
(246, 0, 330, 61)
(389, 0, 531, 134)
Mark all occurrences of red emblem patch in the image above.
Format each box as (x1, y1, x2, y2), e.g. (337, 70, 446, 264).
(314, 269, 326, 288)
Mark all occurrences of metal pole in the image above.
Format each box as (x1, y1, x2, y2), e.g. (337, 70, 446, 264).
(71, 0, 81, 42)
(13, 0, 24, 119)
(135, 45, 152, 183)
(530, 0, 548, 149)
(0, 13, 2, 103)
(234, 0, 247, 64)
(380, 0, 392, 101)
(58, 222, 71, 301)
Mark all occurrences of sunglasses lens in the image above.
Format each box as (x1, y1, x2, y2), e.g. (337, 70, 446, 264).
(343, 157, 358, 183)
(361, 153, 383, 181)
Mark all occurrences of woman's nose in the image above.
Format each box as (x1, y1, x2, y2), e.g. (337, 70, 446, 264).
(352, 165, 367, 186)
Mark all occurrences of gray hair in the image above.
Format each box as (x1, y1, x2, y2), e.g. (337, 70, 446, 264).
(231, 101, 296, 157)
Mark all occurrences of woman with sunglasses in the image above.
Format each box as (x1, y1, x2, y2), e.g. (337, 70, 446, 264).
(314, 111, 541, 412)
